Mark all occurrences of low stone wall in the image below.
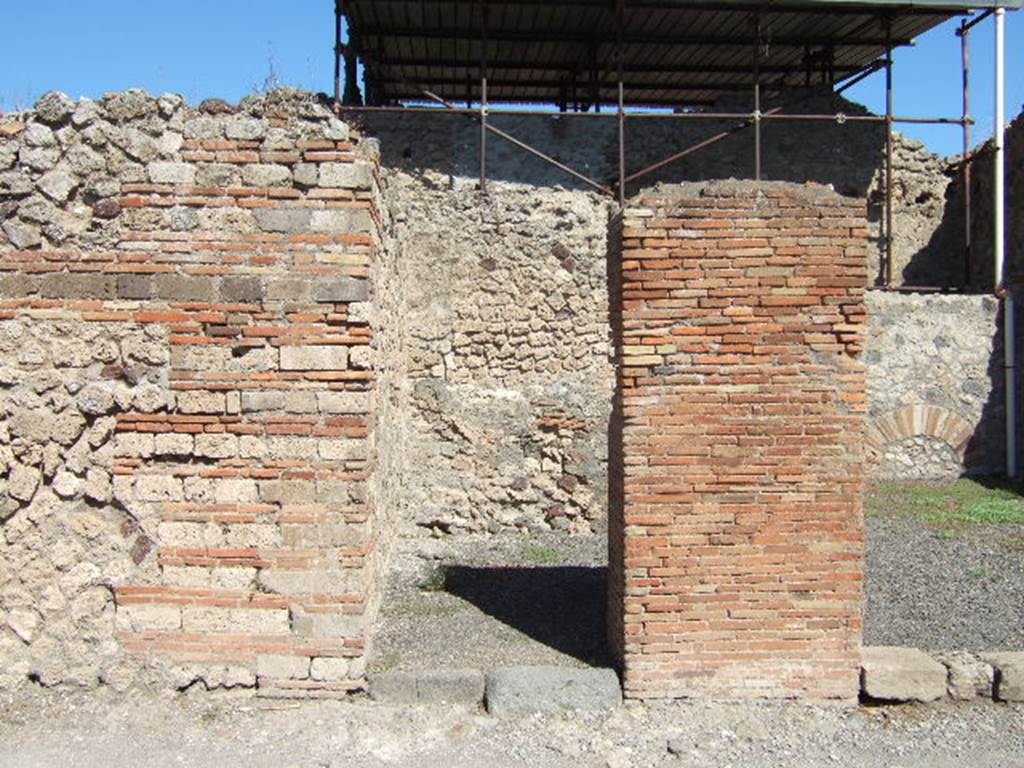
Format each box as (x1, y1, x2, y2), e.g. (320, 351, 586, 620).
(610, 182, 867, 701)
(0, 90, 393, 695)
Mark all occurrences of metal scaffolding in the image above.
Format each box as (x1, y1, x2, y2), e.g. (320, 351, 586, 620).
(331, 0, 1018, 474)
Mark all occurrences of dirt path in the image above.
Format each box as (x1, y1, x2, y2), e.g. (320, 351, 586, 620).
(1, 688, 1022, 768)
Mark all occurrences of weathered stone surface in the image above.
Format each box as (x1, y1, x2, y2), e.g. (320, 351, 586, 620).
(934, 651, 994, 700)
(253, 207, 311, 233)
(33, 92, 75, 125)
(485, 666, 622, 716)
(318, 162, 372, 189)
(148, 161, 195, 185)
(981, 652, 1024, 702)
(861, 646, 947, 702)
(279, 345, 349, 371)
(313, 277, 369, 303)
(370, 669, 485, 706)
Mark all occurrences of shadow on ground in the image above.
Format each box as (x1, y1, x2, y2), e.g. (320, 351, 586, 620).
(443, 565, 611, 668)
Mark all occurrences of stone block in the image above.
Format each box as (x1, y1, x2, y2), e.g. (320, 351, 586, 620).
(319, 439, 366, 461)
(153, 274, 218, 303)
(318, 162, 372, 189)
(312, 277, 369, 303)
(310, 208, 372, 234)
(176, 390, 226, 414)
(194, 433, 238, 459)
(254, 208, 311, 234)
(148, 161, 196, 185)
(115, 433, 155, 458)
(279, 345, 349, 371)
(981, 652, 1024, 702)
(317, 391, 371, 414)
(348, 345, 372, 370)
(241, 391, 285, 412)
(212, 478, 258, 504)
(861, 646, 947, 702)
(310, 657, 351, 682)
(182, 606, 289, 635)
(259, 479, 316, 505)
(933, 651, 994, 700)
(257, 654, 310, 680)
(154, 433, 194, 456)
(485, 666, 622, 716)
(370, 669, 485, 707)
(133, 474, 182, 502)
(264, 276, 313, 302)
(117, 274, 153, 300)
(220, 275, 263, 304)
(242, 164, 291, 187)
(40, 273, 115, 300)
(116, 603, 181, 632)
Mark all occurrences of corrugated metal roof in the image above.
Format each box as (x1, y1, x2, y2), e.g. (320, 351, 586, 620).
(344, 1, 1019, 108)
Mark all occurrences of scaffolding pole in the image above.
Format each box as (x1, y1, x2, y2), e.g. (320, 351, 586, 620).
(994, 9, 1016, 478)
(884, 17, 895, 287)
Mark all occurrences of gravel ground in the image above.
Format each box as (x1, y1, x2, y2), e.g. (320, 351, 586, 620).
(370, 532, 609, 673)
(864, 514, 1024, 651)
(370, 512, 1024, 676)
(1, 687, 1022, 768)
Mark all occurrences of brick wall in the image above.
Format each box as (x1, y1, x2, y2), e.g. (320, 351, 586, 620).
(609, 182, 867, 700)
(0, 92, 391, 695)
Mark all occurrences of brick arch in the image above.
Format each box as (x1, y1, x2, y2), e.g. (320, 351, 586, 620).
(865, 405, 974, 460)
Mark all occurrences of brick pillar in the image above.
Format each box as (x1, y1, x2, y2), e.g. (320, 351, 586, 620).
(609, 182, 867, 701)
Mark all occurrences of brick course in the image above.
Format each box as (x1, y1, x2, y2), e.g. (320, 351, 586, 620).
(609, 182, 867, 701)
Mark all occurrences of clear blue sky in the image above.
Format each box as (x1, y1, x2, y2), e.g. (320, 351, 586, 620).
(0, 2, 1020, 157)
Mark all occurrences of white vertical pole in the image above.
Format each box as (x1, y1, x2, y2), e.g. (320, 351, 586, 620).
(995, 8, 1016, 478)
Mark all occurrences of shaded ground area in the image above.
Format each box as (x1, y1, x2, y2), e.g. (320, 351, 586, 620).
(370, 532, 609, 674)
(372, 479, 1024, 678)
(1, 687, 1023, 768)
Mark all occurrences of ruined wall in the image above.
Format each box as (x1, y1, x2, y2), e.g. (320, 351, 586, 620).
(610, 182, 866, 701)
(349, 91, 959, 536)
(0, 90, 394, 695)
(948, 111, 1024, 290)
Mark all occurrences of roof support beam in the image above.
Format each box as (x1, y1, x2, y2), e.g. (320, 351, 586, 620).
(353, 27, 917, 48)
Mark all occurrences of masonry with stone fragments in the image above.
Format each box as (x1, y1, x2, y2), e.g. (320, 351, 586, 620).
(3, 86, 1023, 698)
(0, 89, 394, 696)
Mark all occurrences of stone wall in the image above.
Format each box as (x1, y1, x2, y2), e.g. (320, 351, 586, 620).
(610, 182, 867, 701)
(865, 291, 1004, 480)
(349, 90, 959, 536)
(0, 89, 393, 695)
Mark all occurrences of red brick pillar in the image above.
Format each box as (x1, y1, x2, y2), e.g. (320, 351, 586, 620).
(608, 182, 867, 701)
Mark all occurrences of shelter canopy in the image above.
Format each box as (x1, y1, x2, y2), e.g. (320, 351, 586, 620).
(343, 0, 1022, 108)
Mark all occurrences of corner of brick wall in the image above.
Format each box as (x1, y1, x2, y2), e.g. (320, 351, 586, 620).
(609, 181, 867, 701)
(0, 92, 390, 696)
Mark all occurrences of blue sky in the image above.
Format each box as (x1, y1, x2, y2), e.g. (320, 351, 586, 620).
(0, 2, 1020, 157)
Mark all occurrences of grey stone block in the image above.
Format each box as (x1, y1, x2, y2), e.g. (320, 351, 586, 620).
(254, 208, 312, 234)
(117, 274, 152, 300)
(313, 276, 369, 303)
(370, 669, 485, 707)
(221, 275, 263, 303)
(279, 345, 349, 371)
(485, 666, 621, 716)
(933, 651, 994, 700)
(981, 652, 1024, 702)
(861, 646, 947, 702)
(40, 273, 115, 300)
(154, 274, 218, 303)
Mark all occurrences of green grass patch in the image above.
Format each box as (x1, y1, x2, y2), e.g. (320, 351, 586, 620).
(519, 544, 563, 565)
(867, 477, 1024, 530)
